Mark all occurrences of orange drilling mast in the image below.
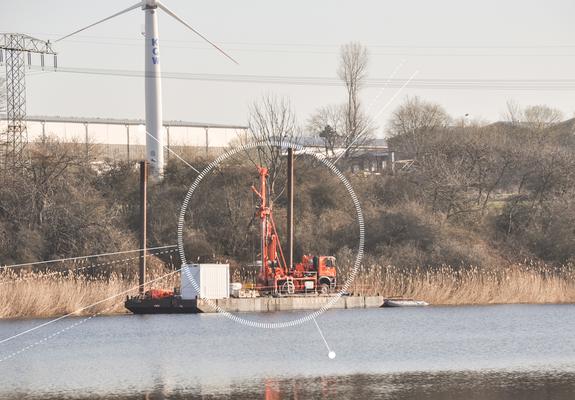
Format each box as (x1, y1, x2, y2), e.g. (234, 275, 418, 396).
(253, 154, 337, 295)
(252, 165, 289, 291)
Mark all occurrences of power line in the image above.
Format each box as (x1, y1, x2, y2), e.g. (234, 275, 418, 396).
(32, 65, 575, 91)
(1, 245, 177, 269)
(0, 267, 183, 345)
(334, 70, 419, 165)
(45, 38, 575, 57)
(0, 33, 56, 172)
(24, 32, 575, 49)
(0, 248, 176, 286)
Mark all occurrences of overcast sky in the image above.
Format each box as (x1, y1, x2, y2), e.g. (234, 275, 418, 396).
(1, 0, 574, 137)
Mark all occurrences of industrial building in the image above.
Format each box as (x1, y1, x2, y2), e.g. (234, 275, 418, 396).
(0, 114, 394, 173)
(0, 114, 248, 161)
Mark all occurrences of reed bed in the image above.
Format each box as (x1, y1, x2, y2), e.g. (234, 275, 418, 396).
(343, 264, 575, 305)
(1, 263, 574, 319)
(0, 269, 179, 319)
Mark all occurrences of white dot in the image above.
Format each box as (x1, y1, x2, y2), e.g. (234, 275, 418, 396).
(328, 351, 336, 359)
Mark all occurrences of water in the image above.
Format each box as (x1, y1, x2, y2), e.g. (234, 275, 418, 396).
(1, 304, 574, 399)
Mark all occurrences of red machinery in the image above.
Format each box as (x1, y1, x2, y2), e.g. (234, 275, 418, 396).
(252, 165, 337, 295)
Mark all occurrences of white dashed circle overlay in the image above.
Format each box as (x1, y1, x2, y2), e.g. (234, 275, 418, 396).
(177, 139, 365, 329)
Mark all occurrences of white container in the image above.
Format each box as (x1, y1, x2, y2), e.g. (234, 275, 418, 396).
(230, 282, 243, 298)
(181, 264, 230, 300)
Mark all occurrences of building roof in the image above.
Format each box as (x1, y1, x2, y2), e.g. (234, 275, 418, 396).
(299, 135, 387, 148)
(0, 114, 248, 130)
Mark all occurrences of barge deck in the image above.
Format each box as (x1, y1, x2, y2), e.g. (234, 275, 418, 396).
(125, 295, 385, 314)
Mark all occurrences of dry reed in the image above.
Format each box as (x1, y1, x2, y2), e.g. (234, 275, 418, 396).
(1, 263, 574, 319)
(0, 269, 179, 319)
(345, 264, 575, 305)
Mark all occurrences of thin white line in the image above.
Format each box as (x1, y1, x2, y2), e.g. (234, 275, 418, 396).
(373, 70, 420, 121)
(177, 138, 365, 329)
(333, 70, 419, 165)
(0, 268, 182, 346)
(0, 303, 117, 363)
(0, 245, 177, 270)
(312, 317, 331, 353)
(143, 129, 200, 173)
(0, 249, 176, 286)
(364, 59, 406, 115)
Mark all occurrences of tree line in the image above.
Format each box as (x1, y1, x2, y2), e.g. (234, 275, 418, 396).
(1, 42, 574, 271)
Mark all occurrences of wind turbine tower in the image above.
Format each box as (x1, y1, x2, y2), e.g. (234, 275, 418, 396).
(58, 0, 237, 178)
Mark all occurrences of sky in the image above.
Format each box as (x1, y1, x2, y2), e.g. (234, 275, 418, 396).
(1, 0, 574, 137)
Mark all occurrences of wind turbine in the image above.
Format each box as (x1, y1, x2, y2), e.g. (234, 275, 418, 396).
(57, 0, 237, 178)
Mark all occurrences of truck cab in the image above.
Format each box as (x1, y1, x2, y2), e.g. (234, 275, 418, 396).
(299, 255, 337, 293)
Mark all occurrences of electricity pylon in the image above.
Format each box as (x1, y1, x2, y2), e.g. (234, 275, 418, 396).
(0, 33, 56, 172)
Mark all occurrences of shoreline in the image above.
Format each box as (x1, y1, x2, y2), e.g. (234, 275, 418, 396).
(3, 264, 574, 320)
(2, 300, 575, 321)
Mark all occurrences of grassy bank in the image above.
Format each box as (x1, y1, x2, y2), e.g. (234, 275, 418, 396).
(1, 264, 574, 319)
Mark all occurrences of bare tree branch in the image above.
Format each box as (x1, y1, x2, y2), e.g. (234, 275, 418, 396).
(246, 94, 301, 199)
(338, 42, 375, 157)
(306, 104, 346, 156)
(387, 96, 451, 159)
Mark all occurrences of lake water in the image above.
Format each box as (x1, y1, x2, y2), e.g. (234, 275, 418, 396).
(0, 304, 574, 399)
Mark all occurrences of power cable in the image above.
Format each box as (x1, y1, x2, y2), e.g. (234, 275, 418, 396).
(33, 65, 575, 91)
(1, 245, 177, 269)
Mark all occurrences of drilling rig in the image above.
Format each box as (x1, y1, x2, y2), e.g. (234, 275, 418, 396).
(253, 153, 337, 295)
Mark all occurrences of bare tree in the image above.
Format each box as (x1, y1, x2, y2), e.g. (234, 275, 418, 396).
(26, 137, 87, 227)
(523, 105, 563, 131)
(246, 94, 300, 198)
(504, 101, 563, 131)
(306, 104, 345, 156)
(338, 42, 374, 157)
(504, 100, 522, 127)
(387, 96, 451, 159)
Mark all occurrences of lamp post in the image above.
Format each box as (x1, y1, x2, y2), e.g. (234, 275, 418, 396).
(462, 113, 470, 132)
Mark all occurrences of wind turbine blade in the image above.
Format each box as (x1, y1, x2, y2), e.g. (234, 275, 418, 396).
(56, 2, 142, 42)
(157, 2, 239, 65)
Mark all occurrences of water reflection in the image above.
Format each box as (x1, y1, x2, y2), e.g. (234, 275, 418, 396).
(2, 306, 575, 399)
(261, 376, 338, 400)
(6, 370, 575, 400)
